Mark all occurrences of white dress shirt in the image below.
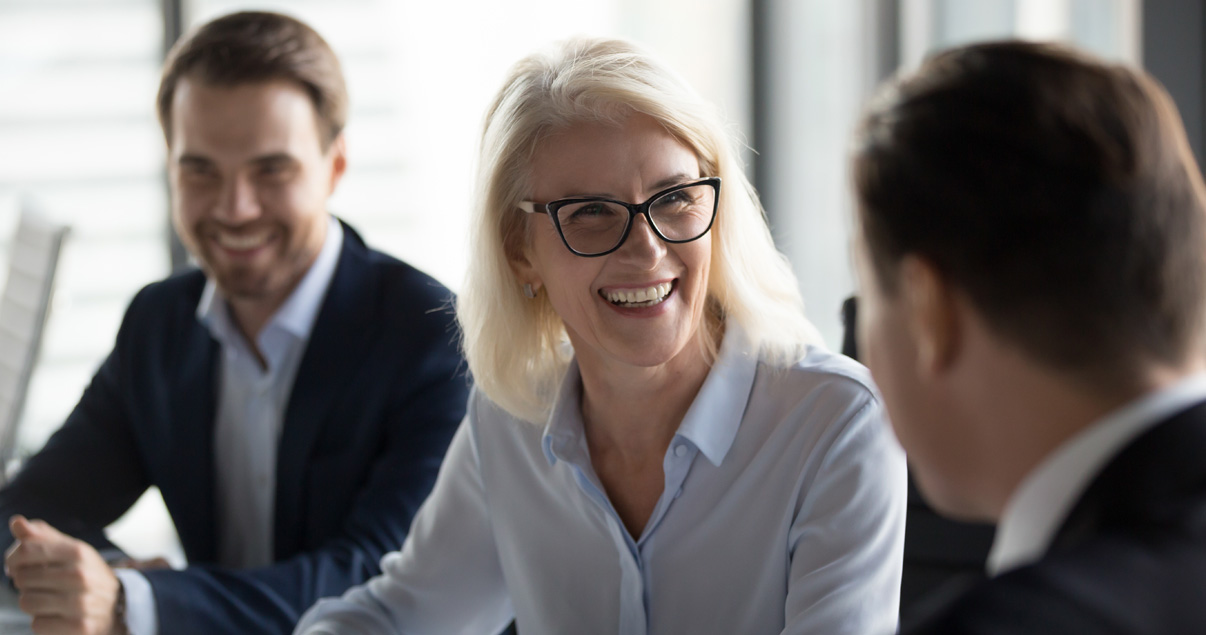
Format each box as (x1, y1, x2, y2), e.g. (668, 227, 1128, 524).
(114, 218, 343, 635)
(988, 372, 1206, 576)
(296, 325, 908, 635)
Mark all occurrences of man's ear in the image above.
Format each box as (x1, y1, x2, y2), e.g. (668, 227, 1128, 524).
(899, 255, 960, 375)
(326, 134, 348, 193)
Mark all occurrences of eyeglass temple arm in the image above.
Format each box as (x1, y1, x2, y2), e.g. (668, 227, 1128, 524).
(517, 201, 542, 214)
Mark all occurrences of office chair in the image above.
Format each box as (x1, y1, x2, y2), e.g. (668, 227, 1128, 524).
(0, 208, 69, 483)
(839, 296, 995, 625)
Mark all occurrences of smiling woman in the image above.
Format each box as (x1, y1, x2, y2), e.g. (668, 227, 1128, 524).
(295, 37, 908, 635)
(513, 113, 716, 410)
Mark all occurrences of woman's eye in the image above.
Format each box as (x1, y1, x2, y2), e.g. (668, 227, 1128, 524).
(573, 203, 608, 217)
(563, 202, 621, 222)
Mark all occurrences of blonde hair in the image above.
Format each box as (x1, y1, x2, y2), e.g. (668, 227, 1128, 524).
(458, 37, 822, 423)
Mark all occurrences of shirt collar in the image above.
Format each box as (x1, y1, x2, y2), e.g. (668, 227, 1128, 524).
(988, 371, 1206, 576)
(197, 216, 344, 344)
(542, 359, 588, 466)
(541, 323, 758, 468)
(674, 323, 757, 465)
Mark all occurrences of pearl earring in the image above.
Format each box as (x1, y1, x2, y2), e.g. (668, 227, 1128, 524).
(523, 283, 536, 299)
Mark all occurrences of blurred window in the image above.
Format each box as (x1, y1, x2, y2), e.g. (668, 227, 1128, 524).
(0, 0, 168, 455)
(757, 0, 1139, 349)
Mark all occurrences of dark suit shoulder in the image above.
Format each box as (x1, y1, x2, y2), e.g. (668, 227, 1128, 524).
(910, 403, 1206, 635)
(334, 221, 454, 316)
(314, 235, 464, 393)
(122, 268, 208, 322)
(912, 517, 1206, 634)
(363, 248, 455, 314)
(104, 269, 213, 361)
(348, 252, 453, 351)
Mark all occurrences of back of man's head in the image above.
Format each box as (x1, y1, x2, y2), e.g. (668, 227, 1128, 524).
(156, 11, 347, 149)
(854, 41, 1206, 388)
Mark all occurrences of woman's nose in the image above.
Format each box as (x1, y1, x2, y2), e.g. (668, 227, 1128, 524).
(613, 213, 667, 264)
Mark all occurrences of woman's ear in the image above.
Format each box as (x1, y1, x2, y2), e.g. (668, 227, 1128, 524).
(505, 222, 543, 295)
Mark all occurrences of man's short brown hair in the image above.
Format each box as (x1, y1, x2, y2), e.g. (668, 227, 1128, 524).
(157, 11, 347, 148)
(853, 41, 1206, 379)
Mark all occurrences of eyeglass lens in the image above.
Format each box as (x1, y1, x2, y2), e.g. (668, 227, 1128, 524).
(555, 183, 716, 255)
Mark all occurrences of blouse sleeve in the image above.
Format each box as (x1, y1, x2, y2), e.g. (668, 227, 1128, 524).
(294, 393, 512, 635)
(783, 395, 908, 635)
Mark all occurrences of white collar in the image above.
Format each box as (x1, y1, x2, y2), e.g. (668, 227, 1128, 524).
(196, 216, 344, 345)
(988, 371, 1206, 575)
(541, 323, 757, 468)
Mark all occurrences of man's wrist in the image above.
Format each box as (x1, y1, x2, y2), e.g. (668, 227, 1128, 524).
(112, 567, 158, 635)
(111, 579, 128, 635)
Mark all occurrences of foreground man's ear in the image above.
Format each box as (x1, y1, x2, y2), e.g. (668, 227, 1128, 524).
(327, 134, 349, 193)
(899, 255, 960, 376)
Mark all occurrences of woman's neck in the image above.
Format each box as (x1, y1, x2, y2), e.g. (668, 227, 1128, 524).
(577, 334, 714, 462)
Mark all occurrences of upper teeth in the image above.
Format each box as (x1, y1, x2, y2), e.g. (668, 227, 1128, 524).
(604, 282, 672, 305)
(216, 232, 269, 250)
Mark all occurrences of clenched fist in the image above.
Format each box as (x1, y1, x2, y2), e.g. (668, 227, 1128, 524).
(5, 515, 123, 635)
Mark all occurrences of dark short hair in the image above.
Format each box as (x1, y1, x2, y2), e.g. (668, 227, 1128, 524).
(853, 41, 1206, 379)
(156, 11, 347, 148)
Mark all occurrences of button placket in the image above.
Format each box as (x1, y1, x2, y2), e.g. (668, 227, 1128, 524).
(607, 514, 647, 635)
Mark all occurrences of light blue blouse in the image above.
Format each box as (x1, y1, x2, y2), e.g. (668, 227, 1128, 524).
(295, 325, 907, 635)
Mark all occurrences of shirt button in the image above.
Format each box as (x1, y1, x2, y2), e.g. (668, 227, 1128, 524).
(674, 445, 687, 457)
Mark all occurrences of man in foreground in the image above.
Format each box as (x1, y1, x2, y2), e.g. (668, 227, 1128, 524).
(853, 41, 1206, 633)
(1, 11, 467, 634)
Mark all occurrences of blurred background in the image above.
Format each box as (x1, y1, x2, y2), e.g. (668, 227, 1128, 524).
(0, 0, 1199, 564)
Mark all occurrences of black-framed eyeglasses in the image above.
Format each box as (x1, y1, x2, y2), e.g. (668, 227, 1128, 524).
(518, 177, 721, 257)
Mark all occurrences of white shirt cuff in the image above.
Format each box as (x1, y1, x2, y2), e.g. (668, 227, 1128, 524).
(113, 569, 158, 635)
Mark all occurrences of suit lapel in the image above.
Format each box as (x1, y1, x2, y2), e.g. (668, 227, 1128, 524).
(273, 223, 378, 558)
(168, 297, 220, 563)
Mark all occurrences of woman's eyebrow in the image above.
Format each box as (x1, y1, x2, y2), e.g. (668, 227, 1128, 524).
(648, 173, 697, 191)
(553, 173, 698, 201)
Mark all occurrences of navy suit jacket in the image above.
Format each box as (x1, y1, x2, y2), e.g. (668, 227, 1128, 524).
(905, 400, 1206, 634)
(0, 221, 469, 633)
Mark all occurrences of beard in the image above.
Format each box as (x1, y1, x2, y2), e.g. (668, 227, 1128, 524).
(193, 234, 314, 307)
